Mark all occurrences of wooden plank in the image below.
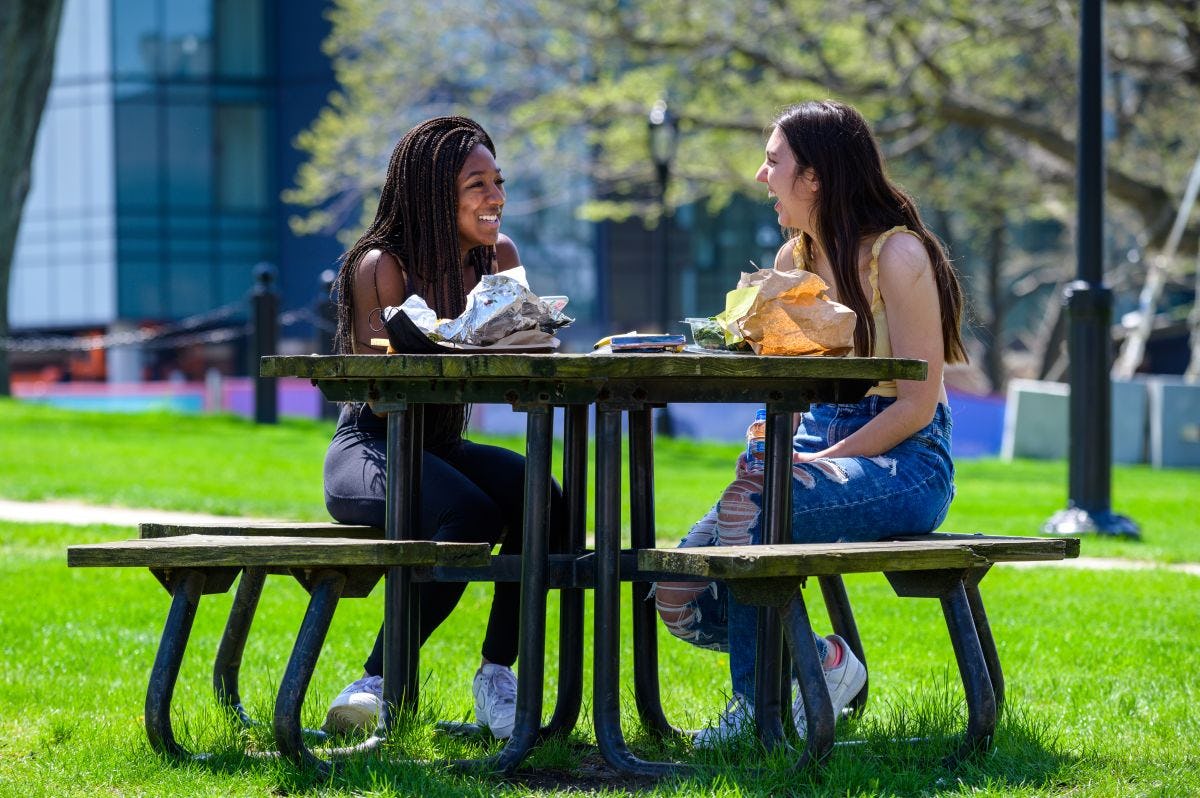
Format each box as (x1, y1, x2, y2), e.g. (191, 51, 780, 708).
(891, 532, 1082, 558)
(139, 522, 382, 540)
(260, 353, 927, 383)
(637, 536, 1078, 580)
(68, 535, 490, 569)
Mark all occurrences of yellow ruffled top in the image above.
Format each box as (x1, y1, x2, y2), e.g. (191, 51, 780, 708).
(792, 225, 918, 398)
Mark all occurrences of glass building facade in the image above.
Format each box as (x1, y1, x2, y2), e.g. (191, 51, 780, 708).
(10, 0, 340, 373)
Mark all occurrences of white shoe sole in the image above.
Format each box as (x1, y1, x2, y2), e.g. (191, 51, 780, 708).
(324, 700, 379, 734)
(474, 700, 515, 739)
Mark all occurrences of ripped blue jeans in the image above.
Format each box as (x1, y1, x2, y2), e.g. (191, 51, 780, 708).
(652, 395, 955, 698)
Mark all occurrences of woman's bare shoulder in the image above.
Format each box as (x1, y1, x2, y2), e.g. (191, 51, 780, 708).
(354, 248, 409, 303)
(496, 234, 521, 271)
(772, 237, 802, 271)
(877, 231, 931, 279)
(356, 248, 405, 275)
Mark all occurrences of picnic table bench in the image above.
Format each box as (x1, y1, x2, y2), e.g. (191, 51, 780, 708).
(639, 532, 1080, 769)
(67, 531, 491, 768)
(68, 522, 1078, 775)
(65, 350, 1081, 779)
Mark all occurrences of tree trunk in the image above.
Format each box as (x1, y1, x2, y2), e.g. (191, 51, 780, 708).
(983, 213, 1008, 392)
(0, 1, 64, 396)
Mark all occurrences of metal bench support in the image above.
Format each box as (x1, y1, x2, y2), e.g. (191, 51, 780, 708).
(145, 569, 207, 760)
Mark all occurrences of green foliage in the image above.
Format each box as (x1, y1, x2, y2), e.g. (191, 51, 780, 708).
(288, 1, 1198, 236)
(282, 0, 1200, 388)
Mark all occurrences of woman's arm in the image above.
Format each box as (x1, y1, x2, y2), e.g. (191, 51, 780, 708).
(351, 249, 409, 355)
(794, 233, 946, 462)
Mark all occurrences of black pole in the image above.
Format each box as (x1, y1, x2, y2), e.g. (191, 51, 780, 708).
(655, 164, 674, 437)
(1043, 0, 1138, 537)
(656, 162, 671, 335)
(648, 100, 678, 437)
(250, 263, 278, 425)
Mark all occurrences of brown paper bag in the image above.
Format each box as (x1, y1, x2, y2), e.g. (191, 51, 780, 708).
(733, 268, 856, 356)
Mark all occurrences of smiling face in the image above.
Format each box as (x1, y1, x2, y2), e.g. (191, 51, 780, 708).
(456, 143, 506, 257)
(755, 126, 818, 234)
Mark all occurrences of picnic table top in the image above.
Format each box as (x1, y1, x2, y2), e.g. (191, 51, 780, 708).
(261, 352, 928, 408)
(261, 352, 927, 382)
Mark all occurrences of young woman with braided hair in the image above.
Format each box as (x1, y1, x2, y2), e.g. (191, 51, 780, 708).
(322, 116, 564, 739)
(653, 100, 967, 748)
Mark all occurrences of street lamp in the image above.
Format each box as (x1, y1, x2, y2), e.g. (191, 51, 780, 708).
(1043, 0, 1138, 537)
(647, 98, 679, 334)
(648, 98, 680, 437)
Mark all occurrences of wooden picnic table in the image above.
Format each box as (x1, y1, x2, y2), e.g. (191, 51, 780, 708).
(259, 350, 929, 774)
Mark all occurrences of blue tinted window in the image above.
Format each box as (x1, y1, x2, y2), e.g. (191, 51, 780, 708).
(115, 101, 162, 207)
(118, 257, 166, 319)
(217, 105, 269, 210)
(163, 1, 213, 77)
(216, 0, 266, 77)
(113, 0, 160, 77)
(165, 104, 213, 207)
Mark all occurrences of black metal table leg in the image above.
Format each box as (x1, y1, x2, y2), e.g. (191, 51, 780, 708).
(628, 406, 687, 739)
(779, 591, 836, 769)
(213, 567, 267, 727)
(541, 404, 587, 739)
(593, 407, 682, 778)
(817, 574, 868, 716)
(380, 404, 422, 734)
(752, 409, 795, 748)
(488, 405, 553, 773)
(146, 569, 207, 759)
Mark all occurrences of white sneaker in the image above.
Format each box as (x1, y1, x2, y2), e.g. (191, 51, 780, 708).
(693, 693, 754, 749)
(472, 663, 518, 739)
(792, 634, 867, 738)
(323, 674, 383, 734)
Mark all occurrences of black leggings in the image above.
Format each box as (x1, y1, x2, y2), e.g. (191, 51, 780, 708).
(323, 405, 563, 673)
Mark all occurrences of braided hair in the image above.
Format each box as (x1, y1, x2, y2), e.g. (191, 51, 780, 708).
(331, 116, 498, 448)
(331, 116, 497, 356)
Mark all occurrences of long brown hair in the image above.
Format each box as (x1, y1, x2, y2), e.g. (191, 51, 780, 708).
(775, 101, 967, 363)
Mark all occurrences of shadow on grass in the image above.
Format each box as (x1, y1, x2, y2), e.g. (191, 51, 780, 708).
(159, 677, 1080, 797)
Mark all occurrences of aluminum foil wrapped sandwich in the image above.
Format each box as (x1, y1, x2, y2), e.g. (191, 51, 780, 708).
(432, 271, 572, 345)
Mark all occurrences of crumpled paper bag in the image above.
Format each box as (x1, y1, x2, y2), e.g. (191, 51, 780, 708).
(718, 268, 856, 356)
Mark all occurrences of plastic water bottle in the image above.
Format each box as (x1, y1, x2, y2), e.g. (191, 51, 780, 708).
(745, 409, 767, 472)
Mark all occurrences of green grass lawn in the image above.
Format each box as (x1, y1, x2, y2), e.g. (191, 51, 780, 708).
(1, 400, 1197, 796)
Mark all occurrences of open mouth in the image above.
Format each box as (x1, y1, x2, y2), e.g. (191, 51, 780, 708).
(478, 213, 501, 224)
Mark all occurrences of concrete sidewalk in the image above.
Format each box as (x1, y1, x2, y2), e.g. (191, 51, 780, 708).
(3, 497, 1197, 578)
(0, 498, 280, 528)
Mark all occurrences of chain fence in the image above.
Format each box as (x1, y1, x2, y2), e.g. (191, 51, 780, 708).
(1, 300, 333, 354)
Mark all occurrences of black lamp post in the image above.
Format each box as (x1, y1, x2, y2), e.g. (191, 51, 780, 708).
(1043, 0, 1138, 537)
(648, 98, 680, 436)
(648, 98, 679, 334)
